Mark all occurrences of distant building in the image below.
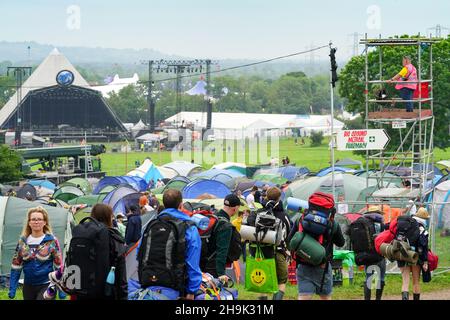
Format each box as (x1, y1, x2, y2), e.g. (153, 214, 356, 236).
(164, 111, 344, 140)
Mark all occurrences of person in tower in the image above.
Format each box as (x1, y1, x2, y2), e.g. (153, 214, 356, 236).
(388, 56, 417, 112)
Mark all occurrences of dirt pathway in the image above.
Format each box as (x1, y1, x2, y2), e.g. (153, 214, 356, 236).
(381, 288, 450, 300)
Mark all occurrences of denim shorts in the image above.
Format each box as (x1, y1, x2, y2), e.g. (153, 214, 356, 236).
(296, 263, 333, 296)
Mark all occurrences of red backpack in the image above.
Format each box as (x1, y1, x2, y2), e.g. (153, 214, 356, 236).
(308, 192, 335, 214)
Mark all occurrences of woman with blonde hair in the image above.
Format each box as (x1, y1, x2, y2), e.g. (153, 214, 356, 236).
(8, 206, 62, 300)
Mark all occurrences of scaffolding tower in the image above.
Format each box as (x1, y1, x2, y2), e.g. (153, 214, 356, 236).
(360, 36, 440, 206)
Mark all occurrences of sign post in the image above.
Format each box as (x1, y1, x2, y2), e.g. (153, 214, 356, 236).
(336, 129, 390, 151)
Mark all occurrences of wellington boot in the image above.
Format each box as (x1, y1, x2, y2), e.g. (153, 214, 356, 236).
(273, 291, 285, 300)
(364, 285, 371, 300)
(402, 291, 409, 300)
(375, 282, 385, 300)
(413, 293, 420, 300)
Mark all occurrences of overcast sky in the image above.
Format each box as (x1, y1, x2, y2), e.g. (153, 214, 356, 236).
(1, 0, 448, 61)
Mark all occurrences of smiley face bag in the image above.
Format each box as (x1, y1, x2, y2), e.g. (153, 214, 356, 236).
(245, 245, 278, 293)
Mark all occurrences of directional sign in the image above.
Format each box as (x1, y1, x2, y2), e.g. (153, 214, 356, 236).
(336, 129, 390, 151)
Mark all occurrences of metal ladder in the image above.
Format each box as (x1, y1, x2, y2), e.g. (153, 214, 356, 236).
(85, 146, 93, 172)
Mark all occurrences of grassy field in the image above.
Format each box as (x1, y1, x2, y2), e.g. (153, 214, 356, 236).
(98, 137, 450, 176)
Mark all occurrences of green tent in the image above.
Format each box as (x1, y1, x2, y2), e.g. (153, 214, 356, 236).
(73, 207, 92, 225)
(286, 173, 379, 212)
(68, 194, 107, 206)
(53, 185, 85, 203)
(0, 196, 74, 274)
(253, 173, 287, 185)
(97, 185, 117, 194)
(61, 177, 92, 194)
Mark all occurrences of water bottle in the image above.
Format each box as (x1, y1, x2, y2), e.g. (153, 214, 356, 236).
(104, 266, 116, 297)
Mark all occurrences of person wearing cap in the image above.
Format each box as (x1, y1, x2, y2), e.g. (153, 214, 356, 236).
(115, 213, 126, 238)
(399, 207, 430, 300)
(203, 194, 241, 283)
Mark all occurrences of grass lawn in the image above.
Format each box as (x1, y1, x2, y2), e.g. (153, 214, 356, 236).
(97, 137, 450, 176)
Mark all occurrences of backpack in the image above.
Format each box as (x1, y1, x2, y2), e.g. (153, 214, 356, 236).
(137, 214, 192, 293)
(349, 216, 383, 265)
(396, 216, 420, 247)
(64, 217, 119, 298)
(246, 206, 282, 239)
(200, 213, 242, 272)
(308, 192, 335, 214)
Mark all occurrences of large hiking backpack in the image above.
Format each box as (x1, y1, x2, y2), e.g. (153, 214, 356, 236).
(349, 216, 383, 265)
(301, 192, 335, 237)
(64, 217, 113, 298)
(246, 205, 282, 240)
(138, 214, 191, 292)
(396, 216, 420, 247)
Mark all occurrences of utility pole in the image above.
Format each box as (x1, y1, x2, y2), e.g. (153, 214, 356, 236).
(147, 60, 155, 132)
(348, 32, 363, 57)
(206, 59, 212, 130)
(427, 24, 449, 38)
(7, 66, 32, 147)
(329, 43, 339, 200)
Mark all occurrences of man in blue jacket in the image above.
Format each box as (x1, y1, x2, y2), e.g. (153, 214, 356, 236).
(133, 189, 202, 300)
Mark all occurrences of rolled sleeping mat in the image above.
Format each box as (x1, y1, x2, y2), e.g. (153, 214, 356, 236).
(190, 214, 210, 230)
(379, 243, 419, 264)
(288, 231, 326, 266)
(286, 197, 309, 212)
(239, 225, 282, 246)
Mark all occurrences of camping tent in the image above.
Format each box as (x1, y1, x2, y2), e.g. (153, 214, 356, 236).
(0, 196, 74, 274)
(335, 158, 363, 170)
(182, 180, 230, 199)
(103, 186, 142, 215)
(93, 176, 147, 194)
(192, 168, 245, 188)
(433, 180, 450, 230)
(355, 170, 403, 188)
(53, 185, 84, 203)
(212, 162, 247, 176)
(254, 166, 310, 181)
(60, 177, 92, 194)
(156, 166, 179, 179)
(285, 173, 379, 212)
(252, 173, 287, 185)
(16, 183, 37, 201)
(28, 180, 56, 197)
(127, 158, 163, 185)
(316, 166, 356, 177)
(68, 194, 107, 206)
(162, 161, 203, 177)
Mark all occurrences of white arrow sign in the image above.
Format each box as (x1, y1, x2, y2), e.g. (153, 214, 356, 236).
(337, 129, 390, 151)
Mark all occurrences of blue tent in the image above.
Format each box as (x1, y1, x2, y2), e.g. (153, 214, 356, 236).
(316, 166, 355, 177)
(28, 179, 56, 191)
(93, 176, 147, 194)
(103, 186, 142, 215)
(192, 168, 244, 188)
(182, 180, 230, 199)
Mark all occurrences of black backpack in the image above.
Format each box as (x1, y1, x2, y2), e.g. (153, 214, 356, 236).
(64, 217, 118, 298)
(349, 216, 383, 266)
(201, 217, 242, 275)
(396, 216, 420, 247)
(137, 214, 191, 293)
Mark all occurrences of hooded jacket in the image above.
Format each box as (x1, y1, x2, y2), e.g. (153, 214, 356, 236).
(9, 233, 62, 297)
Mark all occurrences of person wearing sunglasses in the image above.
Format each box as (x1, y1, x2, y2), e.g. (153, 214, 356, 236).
(8, 206, 63, 300)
